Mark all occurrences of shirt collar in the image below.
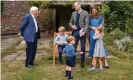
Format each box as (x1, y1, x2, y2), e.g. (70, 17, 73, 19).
(59, 33, 65, 36)
(31, 13, 35, 18)
(77, 8, 82, 14)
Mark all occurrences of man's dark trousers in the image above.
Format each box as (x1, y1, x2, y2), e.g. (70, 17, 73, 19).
(25, 34, 37, 66)
(72, 29, 86, 65)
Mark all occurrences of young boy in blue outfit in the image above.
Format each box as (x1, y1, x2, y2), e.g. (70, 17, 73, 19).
(54, 26, 68, 65)
(64, 36, 83, 79)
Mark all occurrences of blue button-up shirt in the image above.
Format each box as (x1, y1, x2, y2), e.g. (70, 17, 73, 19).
(54, 33, 68, 45)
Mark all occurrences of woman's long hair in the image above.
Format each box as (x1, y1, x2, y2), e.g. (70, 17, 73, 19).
(90, 6, 99, 19)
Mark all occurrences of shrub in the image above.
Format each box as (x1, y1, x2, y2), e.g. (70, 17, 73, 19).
(104, 28, 125, 45)
(127, 40, 133, 54)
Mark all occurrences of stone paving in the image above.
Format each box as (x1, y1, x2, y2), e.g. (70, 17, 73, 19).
(2, 33, 53, 61)
(2, 54, 18, 61)
(1, 35, 22, 50)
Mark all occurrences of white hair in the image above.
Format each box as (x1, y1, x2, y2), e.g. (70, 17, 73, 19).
(30, 6, 38, 13)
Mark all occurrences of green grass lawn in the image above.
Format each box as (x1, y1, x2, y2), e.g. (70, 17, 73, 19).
(1, 55, 133, 80)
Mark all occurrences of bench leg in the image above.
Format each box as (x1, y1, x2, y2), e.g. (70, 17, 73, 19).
(53, 51, 56, 65)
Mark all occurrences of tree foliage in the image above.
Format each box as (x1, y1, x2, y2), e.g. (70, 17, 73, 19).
(29, 1, 52, 14)
(1, 1, 4, 15)
(103, 1, 133, 36)
(28, 1, 75, 13)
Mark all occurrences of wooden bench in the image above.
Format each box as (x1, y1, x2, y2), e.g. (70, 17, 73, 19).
(53, 31, 89, 65)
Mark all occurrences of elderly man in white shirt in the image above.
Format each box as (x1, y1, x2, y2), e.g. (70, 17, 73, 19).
(20, 6, 40, 68)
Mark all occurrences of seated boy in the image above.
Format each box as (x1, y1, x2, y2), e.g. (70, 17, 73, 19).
(54, 26, 68, 65)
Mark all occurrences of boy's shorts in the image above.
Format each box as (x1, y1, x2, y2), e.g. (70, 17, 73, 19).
(66, 56, 76, 67)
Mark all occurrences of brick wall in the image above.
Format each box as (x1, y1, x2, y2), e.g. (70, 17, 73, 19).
(1, 1, 52, 35)
(1, 1, 30, 35)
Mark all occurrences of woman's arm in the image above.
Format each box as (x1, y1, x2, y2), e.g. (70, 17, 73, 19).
(97, 16, 103, 29)
(89, 26, 97, 31)
(97, 24, 103, 29)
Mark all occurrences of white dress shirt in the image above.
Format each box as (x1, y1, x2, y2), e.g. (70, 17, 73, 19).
(31, 13, 38, 32)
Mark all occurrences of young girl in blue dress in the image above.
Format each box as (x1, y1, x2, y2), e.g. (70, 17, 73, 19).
(88, 6, 109, 68)
(88, 27, 107, 71)
(64, 36, 83, 79)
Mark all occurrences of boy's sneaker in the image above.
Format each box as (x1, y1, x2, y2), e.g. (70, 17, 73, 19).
(88, 68, 96, 71)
